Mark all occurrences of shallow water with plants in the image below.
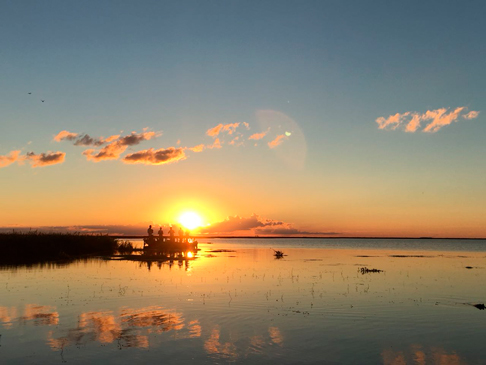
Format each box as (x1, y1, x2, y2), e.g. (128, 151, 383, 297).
(1, 239, 486, 364)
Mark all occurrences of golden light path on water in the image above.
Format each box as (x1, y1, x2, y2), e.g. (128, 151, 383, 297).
(1, 240, 486, 363)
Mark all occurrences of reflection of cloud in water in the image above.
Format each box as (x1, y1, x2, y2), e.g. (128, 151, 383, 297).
(0, 304, 58, 329)
(382, 345, 463, 365)
(429, 347, 462, 365)
(268, 326, 283, 345)
(382, 349, 406, 365)
(189, 320, 202, 338)
(206, 325, 283, 359)
(204, 327, 238, 360)
(256, 110, 307, 169)
(20, 304, 59, 326)
(120, 306, 184, 333)
(47, 306, 187, 350)
(80, 312, 120, 343)
(47, 311, 123, 350)
(0, 306, 17, 328)
(249, 335, 265, 354)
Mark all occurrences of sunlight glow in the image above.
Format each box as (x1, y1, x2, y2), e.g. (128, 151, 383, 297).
(178, 212, 203, 230)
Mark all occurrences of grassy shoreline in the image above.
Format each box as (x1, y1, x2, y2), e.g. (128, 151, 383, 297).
(0, 231, 119, 264)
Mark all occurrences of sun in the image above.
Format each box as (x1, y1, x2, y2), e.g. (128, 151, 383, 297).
(178, 211, 203, 230)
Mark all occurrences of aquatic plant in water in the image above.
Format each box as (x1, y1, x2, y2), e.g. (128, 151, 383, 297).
(359, 267, 383, 274)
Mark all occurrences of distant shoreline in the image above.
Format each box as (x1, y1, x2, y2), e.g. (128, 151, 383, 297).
(111, 235, 486, 240)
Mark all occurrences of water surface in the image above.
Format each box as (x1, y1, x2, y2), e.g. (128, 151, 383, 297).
(1, 239, 485, 364)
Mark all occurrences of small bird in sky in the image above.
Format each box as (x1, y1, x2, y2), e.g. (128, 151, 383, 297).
(28, 92, 32, 94)
(41, 100, 45, 103)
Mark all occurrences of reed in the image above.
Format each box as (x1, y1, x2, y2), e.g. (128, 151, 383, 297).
(117, 240, 134, 254)
(0, 231, 118, 264)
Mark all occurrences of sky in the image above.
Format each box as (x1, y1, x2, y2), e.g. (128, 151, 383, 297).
(1, 0, 485, 237)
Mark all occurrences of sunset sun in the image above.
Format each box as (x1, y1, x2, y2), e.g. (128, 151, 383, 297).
(178, 211, 203, 230)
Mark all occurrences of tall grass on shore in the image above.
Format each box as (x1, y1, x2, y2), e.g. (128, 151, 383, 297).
(117, 240, 134, 254)
(0, 231, 118, 264)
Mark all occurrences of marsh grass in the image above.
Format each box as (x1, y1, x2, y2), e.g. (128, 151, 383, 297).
(0, 231, 118, 264)
(117, 240, 134, 254)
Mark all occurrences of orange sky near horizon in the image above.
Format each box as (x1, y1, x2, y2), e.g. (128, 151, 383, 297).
(1, 2, 486, 238)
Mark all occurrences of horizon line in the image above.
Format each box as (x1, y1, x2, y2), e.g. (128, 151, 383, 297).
(109, 235, 486, 240)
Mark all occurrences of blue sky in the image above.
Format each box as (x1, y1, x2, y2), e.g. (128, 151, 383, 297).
(1, 1, 485, 236)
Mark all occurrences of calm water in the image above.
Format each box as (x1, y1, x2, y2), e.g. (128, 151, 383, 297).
(1, 239, 486, 364)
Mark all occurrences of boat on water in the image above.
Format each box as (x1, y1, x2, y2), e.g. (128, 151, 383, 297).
(142, 235, 198, 257)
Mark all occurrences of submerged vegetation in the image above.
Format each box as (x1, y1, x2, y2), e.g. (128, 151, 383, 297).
(359, 267, 383, 274)
(273, 249, 285, 258)
(0, 231, 118, 264)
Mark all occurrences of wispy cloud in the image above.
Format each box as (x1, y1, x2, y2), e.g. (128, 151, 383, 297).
(422, 107, 467, 133)
(122, 147, 186, 165)
(24, 151, 65, 167)
(249, 130, 269, 140)
(207, 138, 222, 149)
(75, 134, 120, 146)
(376, 112, 411, 131)
(229, 136, 244, 146)
(189, 144, 205, 153)
(44, 116, 297, 168)
(268, 134, 288, 148)
(0, 150, 21, 168)
(206, 123, 240, 137)
(222, 123, 239, 135)
(206, 124, 224, 137)
(117, 132, 157, 146)
(463, 110, 479, 120)
(54, 130, 120, 146)
(53, 131, 78, 142)
(1, 150, 65, 168)
(82, 131, 157, 162)
(376, 107, 480, 133)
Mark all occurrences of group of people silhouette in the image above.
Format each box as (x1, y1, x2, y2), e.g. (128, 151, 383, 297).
(147, 225, 190, 241)
(144, 224, 198, 255)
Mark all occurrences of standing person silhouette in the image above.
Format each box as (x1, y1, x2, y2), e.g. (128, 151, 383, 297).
(147, 225, 154, 236)
(168, 226, 175, 238)
(158, 226, 163, 237)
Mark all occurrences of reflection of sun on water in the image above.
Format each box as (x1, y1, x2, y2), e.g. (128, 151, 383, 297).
(178, 211, 203, 230)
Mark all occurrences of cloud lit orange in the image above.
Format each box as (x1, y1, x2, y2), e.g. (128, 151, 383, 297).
(376, 106, 480, 133)
(268, 134, 287, 148)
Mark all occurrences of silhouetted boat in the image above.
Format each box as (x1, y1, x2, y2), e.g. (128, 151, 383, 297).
(142, 235, 198, 257)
